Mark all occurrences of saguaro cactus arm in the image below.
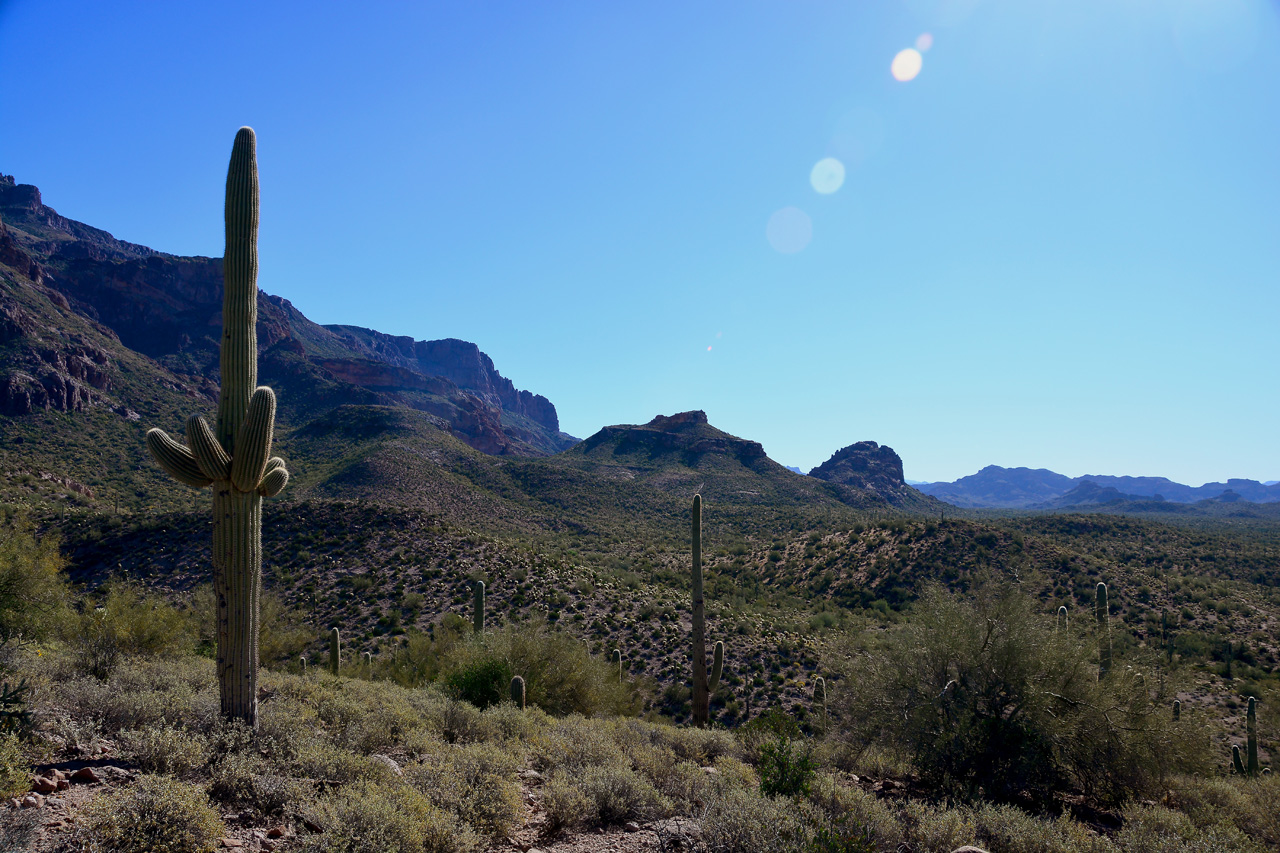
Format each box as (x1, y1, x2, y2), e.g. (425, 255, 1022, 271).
(1247, 697, 1259, 776)
(709, 640, 723, 692)
(146, 429, 213, 488)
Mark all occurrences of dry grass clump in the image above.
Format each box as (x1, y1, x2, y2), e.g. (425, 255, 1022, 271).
(120, 722, 208, 775)
(70, 774, 225, 853)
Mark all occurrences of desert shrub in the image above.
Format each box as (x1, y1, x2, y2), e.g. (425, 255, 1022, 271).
(806, 772, 902, 853)
(659, 723, 740, 764)
(292, 740, 394, 784)
(577, 762, 670, 824)
(1115, 804, 1263, 853)
(1162, 774, 1280, 849)
(67, 582, 195, 680)
(627, 742, 707, 809)
(0, 511, 68, 658)
(832, 582, 1203, 805)
(0, 807, 38, 851)
(529, 715, 622, 771)
(406, 741, 524, 836)
(971, 802, 1113, 853)
(898, 800, 976, 853)
(700, 786, 807, 853)
(121, 723, 207, 775)
(444, 656, 512, 710)
(209, 750, 263, 803)
(72, 774, 225, 853)
(0, 732, 28, 797)
(743, 711, 816, 798)
(439, 620, 634, 716)
(301, 780, 479, 853)
(543, 768, 594, 832)
(482, 699, 549, 742)
(0, 677, 33, 736)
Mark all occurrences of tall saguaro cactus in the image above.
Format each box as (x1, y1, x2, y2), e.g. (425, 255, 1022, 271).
(1095, 582, 1112, 680)
(473, 580, 486, 634)
(690, 495, 724, 727)
(329, 628, 341, 675)
(1247, 696, 1259, 776)
(145, 128, 288, 728)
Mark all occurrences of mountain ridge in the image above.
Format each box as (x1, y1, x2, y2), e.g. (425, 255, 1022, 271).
(917, 464, 1280, 508)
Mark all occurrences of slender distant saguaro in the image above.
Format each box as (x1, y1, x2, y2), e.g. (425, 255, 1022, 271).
(1095, 582, 1112, 680)
(690, 495, 724, 727)
(145, 128, 289, 728)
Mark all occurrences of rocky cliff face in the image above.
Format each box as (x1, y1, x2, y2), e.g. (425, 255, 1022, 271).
(580, 410, 767, 466)
(0, 173, 573, 456)
(807, 441, 925, 507)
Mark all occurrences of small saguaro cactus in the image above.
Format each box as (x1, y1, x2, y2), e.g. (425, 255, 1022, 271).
(813, 676, 827, 721)
(611, 648, 623, 681)
(363, 651, 372, 667)
(510, 675, 526, 710)
(473, 580, 485, 634)
(329, 628, 341, 675)
(1096, 582, 1112, 680)
(1233, 744, 1246, 775)
(1173, 699, 1181, 721)
(144, 128, 289, 728)
(1247, 696, 1259, 776)
(300, 656, 307, 675)
(690, 495, 724, 727)
(1056, 605, 1068, 633)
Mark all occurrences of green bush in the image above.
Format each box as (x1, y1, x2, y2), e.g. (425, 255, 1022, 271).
(0, 732, 28, 798)
(744, 711, 816, 798)
(700, 786, 807, 853)
(832, 583, 1207, 805)
(67, 582, 195, 680)
(439, 620, 634, 716)
(73, 774, 225, 853)
(301, 780, 479, 853)
(0, 511, 68, 658)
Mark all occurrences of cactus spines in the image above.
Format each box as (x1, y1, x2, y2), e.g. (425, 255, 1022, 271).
(473, 580, 485, 634)
(1056, 605, 1068, 633)
(814, 676, 827, 719)
(1173, 699, 1181, 721)
(1233, 744, 1246, 775)
(329, 628, 341, 675)
(690, 495, 725, 727)
(143, 128, 288, 728)
(300, 656, 307, 674)
(1096, 582, 1112, 680)
(510, 675, 526, 710)
(1247, 696, 1259, 776)
(611, 648, 623, 680)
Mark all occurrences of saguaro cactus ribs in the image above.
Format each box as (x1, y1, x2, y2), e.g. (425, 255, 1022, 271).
(145, 128, 289, 728)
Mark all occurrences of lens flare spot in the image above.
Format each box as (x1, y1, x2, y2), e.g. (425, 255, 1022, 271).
(766, 207, 813, 254)
(809, 158, 846, 194)
(891, 48, 923, 82)
(707, 346, 712, 351)
(916, 32, 934, 52)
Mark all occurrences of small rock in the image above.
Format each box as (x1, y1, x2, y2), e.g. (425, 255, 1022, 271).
(20, 793, 45, 809)
(220, 839, 245, 849)
(261, 842, 276, 852)
(31, 776, 58, 794)
(625, 822, 641, 833)
(370, 754, 403, 776)
(266, 826, 288, 839)
(57, 778, 69, 791)
(51, 769, 66, 782)
(70, 767, 100, 783)
(302, 817, 322, 833)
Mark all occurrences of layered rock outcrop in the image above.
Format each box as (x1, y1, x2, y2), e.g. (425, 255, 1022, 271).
(808, 441, 923, 506)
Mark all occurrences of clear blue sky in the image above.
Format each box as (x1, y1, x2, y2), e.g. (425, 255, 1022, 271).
(2, 0, 1277, 484)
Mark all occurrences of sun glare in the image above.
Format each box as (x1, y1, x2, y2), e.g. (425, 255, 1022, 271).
(891, 48, 923, 82)
(915, 33, 933, 52)
(809, 157, 846, 194)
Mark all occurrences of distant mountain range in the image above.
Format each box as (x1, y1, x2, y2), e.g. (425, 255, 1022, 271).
(916, 465, 1280, 509)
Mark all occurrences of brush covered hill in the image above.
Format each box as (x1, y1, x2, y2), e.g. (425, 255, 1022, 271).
(0, 173, 574, 515)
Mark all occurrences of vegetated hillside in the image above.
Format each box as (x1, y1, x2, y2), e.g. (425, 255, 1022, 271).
(919, 464, 1280, 508)
(0, 172, 574, 517)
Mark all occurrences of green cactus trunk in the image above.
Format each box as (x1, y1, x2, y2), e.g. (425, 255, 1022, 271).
(1057, 605, 1068, 633)
(1233, 744, 1245, 775)
(511, 675, 526, 710)
(473, 580, 485, 634)
(690, 496, 724, 727)
(330, 628, 341, 675)
(1173, 699, 1180, 721)
(611, 648, 623, 681)
(144, 128, 288, 729)
(1247, 696, 1259, 776)
(1096, 582, 1112, 680)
